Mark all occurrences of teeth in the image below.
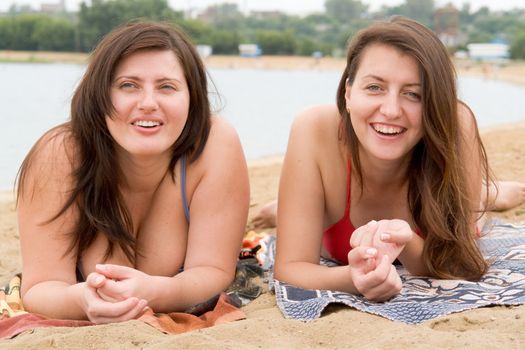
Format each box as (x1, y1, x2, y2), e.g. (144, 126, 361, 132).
(134, 120, 160, 128)
(373, 124, 403, 135)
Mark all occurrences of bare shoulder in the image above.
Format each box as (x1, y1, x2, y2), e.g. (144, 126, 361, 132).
(189, 115, 245, 172)
(457, 101, 477, 127)
(457, 101, 479, 139)
(288, 104, 341, 152)
(201, 115, 242, 157)
(19, 125, 77, 194)
(208, 115, 240, 141)
(293, 104, 341, 131)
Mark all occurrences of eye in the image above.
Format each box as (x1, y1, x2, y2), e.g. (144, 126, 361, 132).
(160, 84, 176, 91)
(365, 84, 382, 92)
(404, 91, 421, 101)
(118, 81, 137, 89)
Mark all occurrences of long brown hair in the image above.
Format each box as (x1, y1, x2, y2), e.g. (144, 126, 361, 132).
(336, 16, 490, 280)
(17, 21, 211, 263)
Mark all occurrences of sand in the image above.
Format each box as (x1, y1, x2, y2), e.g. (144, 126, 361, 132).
(1, 56, 525, 349)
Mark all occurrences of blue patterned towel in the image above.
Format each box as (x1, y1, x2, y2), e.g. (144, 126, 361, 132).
(274, 220, 525, 324)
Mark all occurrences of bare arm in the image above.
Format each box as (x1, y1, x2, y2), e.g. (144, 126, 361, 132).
(274, 108, 357, 292)
(162, 117, 249, 310)
(96, 118, 250, 312)
(458, 102, 484, 231)
(18, 131, 145, 322)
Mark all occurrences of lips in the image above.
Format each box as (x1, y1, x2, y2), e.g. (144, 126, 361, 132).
(131, 119, 163, 128)
(371, 123, 406, 136)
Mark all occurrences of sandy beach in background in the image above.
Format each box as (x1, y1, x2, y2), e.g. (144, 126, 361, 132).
(1, 54, 525, 349)
(2, 50, 525, 83)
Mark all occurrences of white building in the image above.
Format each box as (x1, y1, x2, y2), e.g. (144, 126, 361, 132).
(467, 43, 510, 62)
(238, 44, 262, 57)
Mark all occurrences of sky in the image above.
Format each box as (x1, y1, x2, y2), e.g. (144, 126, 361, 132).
(2, 0, 525, 14)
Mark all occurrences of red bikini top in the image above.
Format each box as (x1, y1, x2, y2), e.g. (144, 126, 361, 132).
(321, 161, 425, 264)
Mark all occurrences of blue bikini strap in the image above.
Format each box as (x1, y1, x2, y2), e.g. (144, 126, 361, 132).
(180, 154, 190, 223)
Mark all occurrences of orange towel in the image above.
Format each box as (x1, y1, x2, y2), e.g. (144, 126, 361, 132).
(0, 275, 245, 339)
(139, 293, 245, 334)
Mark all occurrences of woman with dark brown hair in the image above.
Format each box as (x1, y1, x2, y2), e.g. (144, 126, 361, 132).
(17, 22, 249, 323)
(273, 16, 524, 302)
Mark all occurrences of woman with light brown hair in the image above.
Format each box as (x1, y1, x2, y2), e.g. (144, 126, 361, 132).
(17, 22, 249, 323)
(273, 16, 524, 301)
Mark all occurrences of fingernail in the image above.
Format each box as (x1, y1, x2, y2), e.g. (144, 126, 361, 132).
(380, 233, 390, 241)
(94, 275, 104, 284)
(368, 220, 377, 226)
(366, 248, 377, 256)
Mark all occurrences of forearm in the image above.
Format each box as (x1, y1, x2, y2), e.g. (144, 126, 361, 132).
(274, 261, 358, 294)
(147, 266, 234, 312)
(23, 281, 86, 320)
(398, 235, 429, 276)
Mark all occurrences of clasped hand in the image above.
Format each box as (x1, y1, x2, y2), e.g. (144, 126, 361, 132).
(81, 264, 150, 324)
(347, 219, 413, 301)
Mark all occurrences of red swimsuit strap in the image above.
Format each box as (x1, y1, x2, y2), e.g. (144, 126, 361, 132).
(343, 160, 351, 217)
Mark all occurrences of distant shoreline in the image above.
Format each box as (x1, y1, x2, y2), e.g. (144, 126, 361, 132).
(2, 50, 524, 85)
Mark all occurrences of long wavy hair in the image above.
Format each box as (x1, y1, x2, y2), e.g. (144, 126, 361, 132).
(17, 21, 211, 263)
(336, 16, 490, 280)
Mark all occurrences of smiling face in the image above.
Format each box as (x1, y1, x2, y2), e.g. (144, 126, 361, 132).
(345, 43, 423, 165)
(107, 49, 190, 159)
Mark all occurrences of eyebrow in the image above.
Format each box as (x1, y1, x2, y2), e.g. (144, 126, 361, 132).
(362, 74, 421, 87)
(114, 75, 184, 84)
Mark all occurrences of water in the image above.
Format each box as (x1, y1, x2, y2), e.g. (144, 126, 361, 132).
(1, 62, 525, 190)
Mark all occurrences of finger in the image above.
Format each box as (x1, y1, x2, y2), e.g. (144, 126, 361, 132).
(90, 298, 148, 324)
(361, 255, 401, 300)
(97, 286, 122, 303)
(88, 297, 142, 319)
(350, 220, 377, 248)
(86, 272, 107, 288)
(361, 254, 392, 287)
(96, 264, 135, 280)
(365, 264, 402, 301)
(379, 229, 413, 245)
(347, 246, 377, 268)
(96, 278, 126, 301)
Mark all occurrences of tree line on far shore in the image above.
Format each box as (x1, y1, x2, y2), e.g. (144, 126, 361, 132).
(1, 0, 525, 59)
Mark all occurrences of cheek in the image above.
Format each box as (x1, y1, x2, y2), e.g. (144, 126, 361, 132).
(409, 106, 423, 129)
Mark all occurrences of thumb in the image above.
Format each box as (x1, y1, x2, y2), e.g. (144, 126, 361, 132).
(86, 272, 106, 288)
(347, 246, 377, 267)
(96, 264, 134, 280)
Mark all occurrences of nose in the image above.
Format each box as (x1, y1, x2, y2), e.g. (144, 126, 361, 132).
(137, 88, 158, 112)
(379, 93, 401, 119)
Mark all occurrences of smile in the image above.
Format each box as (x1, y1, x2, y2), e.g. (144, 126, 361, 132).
(132, 120, 162, 128)
(371, 123, 406, 136)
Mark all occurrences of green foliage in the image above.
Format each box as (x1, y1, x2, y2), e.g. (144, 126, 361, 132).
(510, 29, 525, 59)
(324, 0, 368, 23)
(179, 19, 214, 45)
(380, 0, 434, 27)
(201, 3, 243, 31)
(0, 15, 41, 50)
(255, 30, 296, 55)
(1, 0, 525, 58)
(32, 17, 76, 51)
(77, 0, 182, 51)
(210, 31, 241, 54)
(465, 11, 524, 44)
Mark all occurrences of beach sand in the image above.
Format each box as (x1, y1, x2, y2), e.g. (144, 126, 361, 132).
(1, 56, 525, 349)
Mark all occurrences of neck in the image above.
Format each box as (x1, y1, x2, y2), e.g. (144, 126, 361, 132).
(357, 150, 411, 189)
(117, 150, 172, 193)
